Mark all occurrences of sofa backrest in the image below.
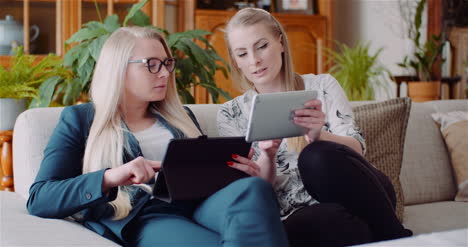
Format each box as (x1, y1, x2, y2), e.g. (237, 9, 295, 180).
(12, 100, 467, 205)
(185, 104, 220, 137)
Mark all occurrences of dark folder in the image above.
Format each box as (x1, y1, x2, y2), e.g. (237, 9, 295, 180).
(153, 136, 251, 202)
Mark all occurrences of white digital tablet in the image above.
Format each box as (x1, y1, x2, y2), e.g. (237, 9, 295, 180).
(245, 90, 318, 142)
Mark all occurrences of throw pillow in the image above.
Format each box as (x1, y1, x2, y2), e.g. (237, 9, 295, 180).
(431, 111, 468, 202)
(352, 97, 412, 222)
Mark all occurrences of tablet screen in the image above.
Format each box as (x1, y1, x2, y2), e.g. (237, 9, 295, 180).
(153, 136, 251, 201)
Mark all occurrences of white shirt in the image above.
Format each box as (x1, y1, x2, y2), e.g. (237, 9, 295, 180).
(217, 74, 366, 219)
(132, 121, 173, 162)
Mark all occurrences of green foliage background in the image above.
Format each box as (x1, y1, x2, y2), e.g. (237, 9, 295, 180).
(0, 47, 70, 105)
(33, 0, 230, 107)
(326, 42, 390, 101)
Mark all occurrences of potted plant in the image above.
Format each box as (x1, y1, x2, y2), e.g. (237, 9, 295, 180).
(0, 47, 69, 130)
(34, 0, 230, 107)
(397, 0, 445, 102)
(325, 41, 391, 101)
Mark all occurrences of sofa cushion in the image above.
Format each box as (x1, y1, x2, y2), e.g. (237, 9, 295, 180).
(352, 97, 411, 222)
(403, 201, 468, 235)
(358, 227, 467, 246)
(0, 191, 118, 246)
(400, 100, 468, 205)
(431, 111, 468, 202)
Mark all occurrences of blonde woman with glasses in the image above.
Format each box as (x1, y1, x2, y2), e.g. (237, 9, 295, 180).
(27, 26, 288, 247)
(218, 8, 413, 247)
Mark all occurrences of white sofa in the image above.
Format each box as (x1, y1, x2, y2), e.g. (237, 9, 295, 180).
(1, 100, 467, 246)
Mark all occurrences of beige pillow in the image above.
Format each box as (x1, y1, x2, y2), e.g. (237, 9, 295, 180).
(431, 111, 468, 202)
(352, 97, 412, 222)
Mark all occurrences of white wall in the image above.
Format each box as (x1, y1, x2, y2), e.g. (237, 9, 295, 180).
(334, 0, 427, 100)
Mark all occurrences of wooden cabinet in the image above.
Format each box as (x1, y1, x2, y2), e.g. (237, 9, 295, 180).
(193, 4, 333, 103)
(0, 0, 166, 67)
(0, 131, 13, 191)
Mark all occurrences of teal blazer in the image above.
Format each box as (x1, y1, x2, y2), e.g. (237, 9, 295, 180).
(27, 103, 201, 245)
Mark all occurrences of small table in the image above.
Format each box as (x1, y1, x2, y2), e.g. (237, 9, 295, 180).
(393, 76, 462, 99)
(0, 130, 14, 191)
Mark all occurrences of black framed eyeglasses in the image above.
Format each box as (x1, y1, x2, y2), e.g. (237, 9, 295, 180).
(128, 57, 177, 74)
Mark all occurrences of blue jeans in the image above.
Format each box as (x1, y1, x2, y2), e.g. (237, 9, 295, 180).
(126, 177, 289, 247)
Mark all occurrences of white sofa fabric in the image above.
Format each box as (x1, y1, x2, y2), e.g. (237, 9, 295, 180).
(1, 100, 467, 246)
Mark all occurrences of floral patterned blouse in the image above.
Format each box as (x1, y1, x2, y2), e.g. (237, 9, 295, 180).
(217, 74, 366, 219)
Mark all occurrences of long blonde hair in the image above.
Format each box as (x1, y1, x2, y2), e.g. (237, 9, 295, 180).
(225, 8, 307, 152)
(83, 26, 201, 220)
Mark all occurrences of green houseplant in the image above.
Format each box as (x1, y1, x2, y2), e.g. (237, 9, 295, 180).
(34, 0, 230, 107)
(325, 41, 391, 101)
(0, 47, 70, 130)
(397, 0, 445, 102)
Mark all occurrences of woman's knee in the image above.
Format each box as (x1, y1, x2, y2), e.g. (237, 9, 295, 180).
(284, 204, 372, 247)
(297, 141, 346, 174)
(228, 177, 277, 203)
(232, 177, 273, 194)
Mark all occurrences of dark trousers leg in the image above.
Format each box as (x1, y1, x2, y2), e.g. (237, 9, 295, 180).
(297, 141, 412, 242)
(283, 203, 372, 247)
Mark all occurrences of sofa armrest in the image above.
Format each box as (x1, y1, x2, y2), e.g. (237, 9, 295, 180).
(13, 107, 64, 199)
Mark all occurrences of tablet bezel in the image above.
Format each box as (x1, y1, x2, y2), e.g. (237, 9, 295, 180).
(245, 90, 318, 142)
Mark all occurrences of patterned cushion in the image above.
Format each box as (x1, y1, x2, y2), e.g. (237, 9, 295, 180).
(431, 111, 468, 202)
(352, 97, 412, 222)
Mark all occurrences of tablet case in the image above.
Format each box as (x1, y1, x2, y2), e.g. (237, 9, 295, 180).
(245, 90, 318, 142)
(153, 135, 251, 202)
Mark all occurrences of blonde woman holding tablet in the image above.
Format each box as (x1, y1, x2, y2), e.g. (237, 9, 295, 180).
(218, 8, 412, 247)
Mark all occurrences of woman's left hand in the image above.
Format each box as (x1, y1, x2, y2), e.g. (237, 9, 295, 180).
(228, 139, 281, 184)
(228, 148, 262, 177)
(293, 99, 325, 143)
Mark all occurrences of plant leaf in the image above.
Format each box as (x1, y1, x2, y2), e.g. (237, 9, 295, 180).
(29, 76, 62, 108)
(77, 59, 95, 87)
(84, 21, 105, 30)
(167, 29, 211, 47)
(88, 34, 110, 61)
(104, 14, 120, 33)
(63, 78, 83, 105)
(128, 10, 150, 26)
(176, 81, 195, 104)
(63, 43, 86, 67)
(123, 0, 149, 27)
(182, 39, 216, 72)
(66, 27, 107, 44)
(78, 45, 91, 68)
(199, 82, 232, 102)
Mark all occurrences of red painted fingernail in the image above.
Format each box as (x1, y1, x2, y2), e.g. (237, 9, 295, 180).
(231, 154, 238, 158)
(227, 161, 234, 166)
(134, 182, 141, 184)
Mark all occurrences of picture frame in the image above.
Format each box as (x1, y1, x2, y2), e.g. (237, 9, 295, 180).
(275, 0, 314, 15)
